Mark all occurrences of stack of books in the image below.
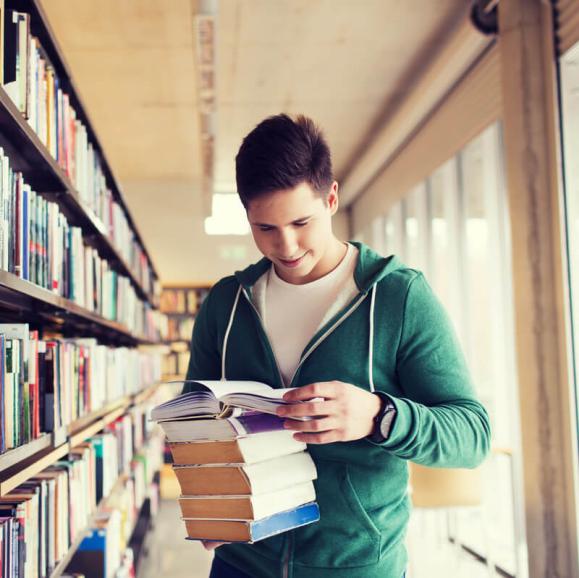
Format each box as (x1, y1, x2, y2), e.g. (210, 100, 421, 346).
(151, 381, 320, 543)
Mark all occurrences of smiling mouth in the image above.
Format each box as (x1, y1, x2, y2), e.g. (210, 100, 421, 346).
(278, 253, 307, 267)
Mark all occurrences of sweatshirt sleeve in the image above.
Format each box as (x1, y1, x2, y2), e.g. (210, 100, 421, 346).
(375, 273, 491, 468)
(182, 287, 222, 393)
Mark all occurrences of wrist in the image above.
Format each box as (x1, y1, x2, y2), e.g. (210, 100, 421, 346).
(367, 392, 397, 443)
(366, 392, 384, 436)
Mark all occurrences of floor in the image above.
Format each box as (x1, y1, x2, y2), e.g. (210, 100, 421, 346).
(138, 500, 502, 578)
(139, 499, 214, 578)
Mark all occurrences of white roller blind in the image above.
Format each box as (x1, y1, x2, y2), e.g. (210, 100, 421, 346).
(352, 46, 502, 234)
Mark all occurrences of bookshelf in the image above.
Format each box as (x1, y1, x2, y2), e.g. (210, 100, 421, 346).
(160, 284, 211, 380)
(0, 0, 169, 576)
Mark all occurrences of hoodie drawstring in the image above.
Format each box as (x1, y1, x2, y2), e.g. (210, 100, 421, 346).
(222, 282, 378, 393)
(221, 285, 242, 380)
(368, 283, 377, 393)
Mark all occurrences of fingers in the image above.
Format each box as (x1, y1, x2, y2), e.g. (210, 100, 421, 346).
(284, 417, 339, 433)
(201, 540, 229, 550)
(277, 400, 337, 419)
(292, 430, 343, 444)
(283, 382, 339, 402)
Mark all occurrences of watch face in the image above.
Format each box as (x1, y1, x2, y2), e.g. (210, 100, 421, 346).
(379, 408, 396, 439)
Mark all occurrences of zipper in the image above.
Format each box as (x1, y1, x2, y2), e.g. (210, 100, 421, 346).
(241, 288, 286, 387)
(239, 285, 370, 578)
(287, 291, 369, 386)
(282, 531, 293, 578)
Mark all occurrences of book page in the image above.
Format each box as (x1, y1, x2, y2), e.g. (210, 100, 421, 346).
(192, 380, 274, 398)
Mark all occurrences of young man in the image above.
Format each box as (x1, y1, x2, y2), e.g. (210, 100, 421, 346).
(185, 114, 491, 578)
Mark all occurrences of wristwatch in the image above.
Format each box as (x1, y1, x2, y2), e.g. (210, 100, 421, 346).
(367, 392, 397, 443)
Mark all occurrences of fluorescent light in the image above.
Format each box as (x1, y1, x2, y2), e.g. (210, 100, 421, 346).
(204, 194, 250, 235)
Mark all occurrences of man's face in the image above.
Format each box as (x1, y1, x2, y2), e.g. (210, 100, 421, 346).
(246, 181, 339, 285)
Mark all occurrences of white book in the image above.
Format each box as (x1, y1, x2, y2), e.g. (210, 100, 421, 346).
(172, 451, 317, 496)
(179, 481, 316, 521)
(167, 429, 305, 464)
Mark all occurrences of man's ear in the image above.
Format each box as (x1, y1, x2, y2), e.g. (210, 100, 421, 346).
(327, 181, 339, 215)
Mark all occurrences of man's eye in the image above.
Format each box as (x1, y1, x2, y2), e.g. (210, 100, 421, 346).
(259, 226, 273, 232)
(294, 222, 308, 227)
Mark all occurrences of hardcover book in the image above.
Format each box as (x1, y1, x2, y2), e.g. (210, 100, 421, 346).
(178, 481, 316, 521)
(172, 451, 317, 496)
(183, 502, 320, 543)
(168, 429, 305, 465)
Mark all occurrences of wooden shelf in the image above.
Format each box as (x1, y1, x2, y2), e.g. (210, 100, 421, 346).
(0, 270, 158, 345)
(49, 474, 129, 578)
(49, 523, 91, 578)
(50, 440, 160, 578)
(0, 383, 160, 495)
(0, 443, 70, 495)
(68, 397, 129, 438)
(49, 478, 156, 578)
(0, 433, 53, 474)
(0, 84, 156, 306)
(25, 0, 159, 283)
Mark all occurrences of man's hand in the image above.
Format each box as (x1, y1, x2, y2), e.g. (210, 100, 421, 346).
(277, 381, 382, 444)
(201, 540, 229, 550)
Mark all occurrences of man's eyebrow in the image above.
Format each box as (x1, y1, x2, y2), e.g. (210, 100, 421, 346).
(251, 215, 313, 227)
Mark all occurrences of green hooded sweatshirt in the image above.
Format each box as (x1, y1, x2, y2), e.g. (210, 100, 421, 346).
(185, 242, 491, 578)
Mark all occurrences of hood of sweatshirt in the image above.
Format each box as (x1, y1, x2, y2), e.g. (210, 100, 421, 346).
(233, 241, 405, 294)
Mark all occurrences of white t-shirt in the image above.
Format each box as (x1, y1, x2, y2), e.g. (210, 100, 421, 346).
(264, 243, 358, 386)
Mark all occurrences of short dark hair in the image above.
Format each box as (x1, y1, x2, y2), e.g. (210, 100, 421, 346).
(235, 114, 333, 207)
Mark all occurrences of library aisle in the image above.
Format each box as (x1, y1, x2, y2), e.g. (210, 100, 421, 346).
(139, 500, 213, 578)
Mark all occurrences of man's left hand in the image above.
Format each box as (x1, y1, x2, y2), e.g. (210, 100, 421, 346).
(277, 381, 382, 444)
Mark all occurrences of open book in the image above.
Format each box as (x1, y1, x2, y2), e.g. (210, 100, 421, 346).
(151, 380, 299, 421)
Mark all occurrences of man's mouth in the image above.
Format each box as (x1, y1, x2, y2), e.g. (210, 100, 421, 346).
(278, 253, 307, 268)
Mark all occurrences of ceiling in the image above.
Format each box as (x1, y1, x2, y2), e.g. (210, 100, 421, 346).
(40, 0, 469, 282)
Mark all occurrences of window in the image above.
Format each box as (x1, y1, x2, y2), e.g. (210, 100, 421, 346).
(365, 123, 526, 577)
(557, 38, 579, 543)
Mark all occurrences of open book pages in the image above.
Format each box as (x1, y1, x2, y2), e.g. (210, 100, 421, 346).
(151, 380, 299, 421)
(157, 412, 287, 442)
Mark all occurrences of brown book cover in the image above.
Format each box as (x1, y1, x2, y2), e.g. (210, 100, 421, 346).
(183, 501, 320, 543)
(172, 452, 317, 496)
(180, 495, 254, 520)
(168, 430, 304, 465)
(178, 481, 316, 520)
(173, 464, 252, 495)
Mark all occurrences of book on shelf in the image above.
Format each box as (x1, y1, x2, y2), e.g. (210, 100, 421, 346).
(162, 349, 190, 378)
(0, 406, 163, 578)
(183, 501, 320, 543)
(172, 451, 317, 496)
(151, 380, 303, 421)
(0, 323, 162, 453)
(167, 429, 305, 465)
(0, 147, 163, 338)
(178, 481, 316, 521)
(1, 7, 159, 302)
(160, 288, 208, 315)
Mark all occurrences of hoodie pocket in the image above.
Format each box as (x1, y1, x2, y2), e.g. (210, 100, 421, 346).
(293, 460, 381, 568)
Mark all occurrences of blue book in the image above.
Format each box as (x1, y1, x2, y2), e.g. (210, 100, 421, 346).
(184, 501, 320, 543)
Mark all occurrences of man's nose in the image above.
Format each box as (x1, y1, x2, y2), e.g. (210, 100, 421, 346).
(276, 229, 299, 256)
